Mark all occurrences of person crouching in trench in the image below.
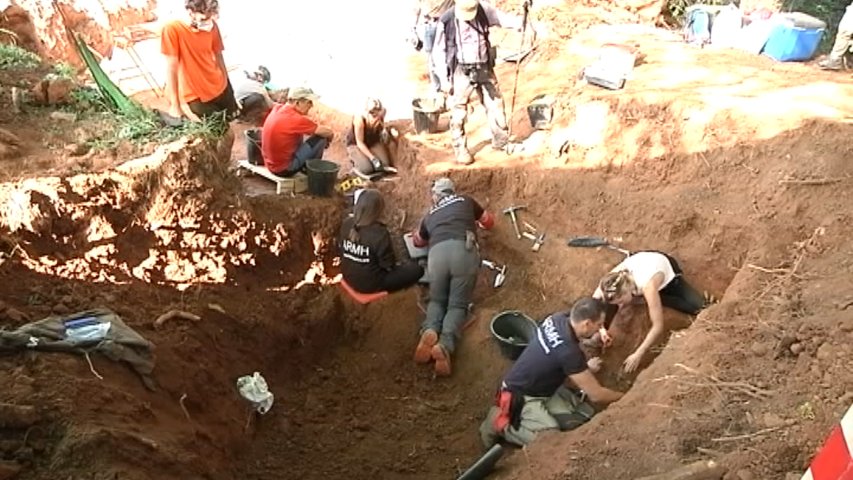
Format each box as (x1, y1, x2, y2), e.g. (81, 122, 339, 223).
(592, 251, 710, 373)
(480, 297, 623, 448)
(346, 98, 399, 179)
(339, 189, 424, 294)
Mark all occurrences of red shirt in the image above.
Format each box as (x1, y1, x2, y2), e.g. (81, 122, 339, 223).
(261, 104, 318, 173)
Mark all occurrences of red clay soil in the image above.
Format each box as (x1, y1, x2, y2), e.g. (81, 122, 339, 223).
(1, 3, 853, 480)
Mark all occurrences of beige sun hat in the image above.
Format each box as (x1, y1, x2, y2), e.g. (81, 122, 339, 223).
(455, 0, 479, 21)
(288, 87, 319, 101)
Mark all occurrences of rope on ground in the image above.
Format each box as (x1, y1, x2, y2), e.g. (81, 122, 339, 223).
(83, 351, 104, 380)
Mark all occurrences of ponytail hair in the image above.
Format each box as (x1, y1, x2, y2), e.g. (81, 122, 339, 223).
(599, 270, 633, 303)
(348, 189, 385, 242)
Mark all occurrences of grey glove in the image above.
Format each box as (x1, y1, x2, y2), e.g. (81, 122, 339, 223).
(370, 157, 383, 171)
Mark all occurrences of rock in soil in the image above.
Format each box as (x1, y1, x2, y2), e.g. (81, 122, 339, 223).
(0, 461, 21, 480)
(735, 469, 756, 480)
(816, 343, 834, 361)
(0, 403, 39, 428)
(750, 341, 769, 356)
(790, 343, 804, 355)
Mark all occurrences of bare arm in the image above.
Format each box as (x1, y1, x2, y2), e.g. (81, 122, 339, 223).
(314, 125, 334, 138)
(568, 370, 623, 404)
(165, 55, 182, 116)
(216, 51, 228, 78)
(635, 272, 666, 358)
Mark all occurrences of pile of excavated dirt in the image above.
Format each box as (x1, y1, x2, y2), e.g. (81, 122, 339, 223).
(1, 2, 852, 480)
(0, 0, 156, 63)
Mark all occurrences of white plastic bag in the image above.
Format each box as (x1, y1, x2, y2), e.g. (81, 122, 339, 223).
(236, 372, 274, 414)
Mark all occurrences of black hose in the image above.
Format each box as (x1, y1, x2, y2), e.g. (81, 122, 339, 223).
(456, 444, 505, 480)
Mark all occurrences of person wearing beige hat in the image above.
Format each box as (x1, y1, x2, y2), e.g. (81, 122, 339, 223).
(260, 87, 334, 176)
(431, 0, 524, 164)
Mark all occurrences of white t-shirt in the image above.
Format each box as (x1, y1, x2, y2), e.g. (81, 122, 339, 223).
(612, 251, 676, 293)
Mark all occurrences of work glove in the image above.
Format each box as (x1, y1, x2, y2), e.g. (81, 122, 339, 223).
(370, 157, 383, 171)
(407, 28, 423, 51)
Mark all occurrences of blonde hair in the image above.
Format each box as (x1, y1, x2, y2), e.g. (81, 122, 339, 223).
(599, 270, 633, 302)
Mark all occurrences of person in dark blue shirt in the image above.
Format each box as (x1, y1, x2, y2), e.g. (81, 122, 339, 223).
(479, 297, 624, 448)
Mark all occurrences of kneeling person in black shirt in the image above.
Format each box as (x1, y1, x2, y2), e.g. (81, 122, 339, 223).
(480, 297, 624, 448)
(339, 189, 424, 293)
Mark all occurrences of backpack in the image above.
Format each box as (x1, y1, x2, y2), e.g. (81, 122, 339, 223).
(683, 7, 712, 46)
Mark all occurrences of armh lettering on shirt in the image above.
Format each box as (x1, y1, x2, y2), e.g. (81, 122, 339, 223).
(536, 315, 564, 354)
(342, 239, 370, 264)
(429, 194, 465, 214)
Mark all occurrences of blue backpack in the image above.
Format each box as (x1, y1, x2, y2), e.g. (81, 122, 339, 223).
(684, 8, 712, 46)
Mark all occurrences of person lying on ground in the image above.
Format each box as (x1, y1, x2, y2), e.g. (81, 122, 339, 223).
(260, 87, 334, 177)
(234, 65, 274, 123)
(411, 177, 495, 376)
(479, 297, 623, 448)
(819, 2, 853, 70)
(346, 98, 399, 179)
(339, 189, 424, 294)
(161, 0, 238, 122)
(592, 251, 708, 374)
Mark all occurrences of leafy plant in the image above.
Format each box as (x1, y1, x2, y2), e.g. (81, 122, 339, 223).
(86, 105, 228, 152)
(53, 62, 76, 78)
(0, 43, 40, 69)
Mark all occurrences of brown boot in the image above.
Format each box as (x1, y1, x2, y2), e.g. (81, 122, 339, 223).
(432, 344, 452, 377)
(414, 329, 438, 364)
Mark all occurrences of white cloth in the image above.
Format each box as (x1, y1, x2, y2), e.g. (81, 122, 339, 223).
(237, 372, 274, 414)
(234, 79, 273, 106)
(611, 251, 676, 293)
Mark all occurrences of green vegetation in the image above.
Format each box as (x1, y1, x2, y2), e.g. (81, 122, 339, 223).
(0, 43, 40, 70)
(53, 62, 76, 79)
(84, 102, 228, 151)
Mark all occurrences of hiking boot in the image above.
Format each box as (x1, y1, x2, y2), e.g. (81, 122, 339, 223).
(455, 150, 474, 165)
(819, 57, 843, 71)
(432, 344, 452, 376)
(414, 329, 438, 364)
(381, 165, 398, 175)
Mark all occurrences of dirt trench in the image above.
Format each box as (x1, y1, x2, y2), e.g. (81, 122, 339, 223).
(0, 113, 753, 480)
(1, 63, 852, 480)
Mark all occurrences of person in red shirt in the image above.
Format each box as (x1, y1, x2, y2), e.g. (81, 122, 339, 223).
(160, 0, 238, 121)
(261, 87, 334, 176)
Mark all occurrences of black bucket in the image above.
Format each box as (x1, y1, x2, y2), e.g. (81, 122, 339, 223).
(526, 95, 554, 130)
(412, 97, 441, 134)
(245, 128, 263, 165)
(490, 311, 538, 361)
(306, 159, 340, 197)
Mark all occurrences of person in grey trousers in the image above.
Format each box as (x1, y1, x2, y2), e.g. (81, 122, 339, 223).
(411, 177, 495, 376)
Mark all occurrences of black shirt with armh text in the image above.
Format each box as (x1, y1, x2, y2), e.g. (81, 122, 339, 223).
(503, 312, 588, 398)
(338, 216, 397, 293)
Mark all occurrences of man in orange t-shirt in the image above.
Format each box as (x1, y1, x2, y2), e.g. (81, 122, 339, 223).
(261, 87, 335, 177)
(161, 0, 238, 121)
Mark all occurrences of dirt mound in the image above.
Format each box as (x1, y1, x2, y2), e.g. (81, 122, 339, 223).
(0, 0, 156, 63)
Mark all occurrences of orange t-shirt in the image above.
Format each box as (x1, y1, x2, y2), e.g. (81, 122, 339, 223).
(160, 20, 227, 103)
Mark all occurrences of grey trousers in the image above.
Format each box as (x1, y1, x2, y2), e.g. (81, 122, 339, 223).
(479, 386, 594, 448)
(449, 66, 509, 156)
(830, 7, 853, 60)
(422, 239, 479, 354)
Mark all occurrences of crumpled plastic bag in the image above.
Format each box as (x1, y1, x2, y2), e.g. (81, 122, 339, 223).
(236, 372, 274, 414)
